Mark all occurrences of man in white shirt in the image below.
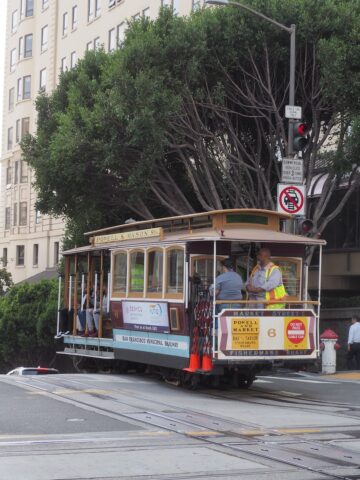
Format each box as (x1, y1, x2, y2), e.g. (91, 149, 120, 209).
(347, 315, 360, 370)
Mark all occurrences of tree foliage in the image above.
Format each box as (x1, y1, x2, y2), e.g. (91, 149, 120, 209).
(22, 1, 360, 243)
(0, 280, 58, 372)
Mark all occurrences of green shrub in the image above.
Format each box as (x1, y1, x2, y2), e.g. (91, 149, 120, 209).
(0, 280, 58, 372)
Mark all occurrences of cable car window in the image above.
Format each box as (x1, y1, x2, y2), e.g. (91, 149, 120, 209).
(113, 252, 127, 294)
(166, 248, 184, 295)
(147, 249, 163, 294)
(192, 256, 225, 289)
(129, 250, 145, 294)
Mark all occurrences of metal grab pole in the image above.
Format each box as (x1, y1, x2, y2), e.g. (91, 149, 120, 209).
(68, 275, 72, 311)
(107, 272, 110, 313)
(56, 276, 62, 335)
(81, 273, 85, 309)
(317, 245, 323, 353)
(212, 241, 217, 356)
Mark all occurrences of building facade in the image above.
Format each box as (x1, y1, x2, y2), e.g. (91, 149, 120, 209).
(1, 0, 205, 283)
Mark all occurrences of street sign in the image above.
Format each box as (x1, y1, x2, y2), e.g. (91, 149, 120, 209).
(285, 105, 302, 119)
(277, 184, 305, 216)
(281, 158, 304, 184)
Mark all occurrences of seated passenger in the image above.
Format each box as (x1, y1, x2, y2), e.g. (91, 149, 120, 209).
(210, 258, 244, 311)
(246, 248, 286, 309)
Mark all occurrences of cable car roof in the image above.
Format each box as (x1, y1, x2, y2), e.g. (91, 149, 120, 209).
(63, 225, 325, 255)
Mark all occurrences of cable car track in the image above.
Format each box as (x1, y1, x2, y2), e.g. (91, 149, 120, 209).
(7, 375, 360, 480)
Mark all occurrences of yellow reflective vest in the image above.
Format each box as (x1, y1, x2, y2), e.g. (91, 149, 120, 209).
(250, 263, 286, 309)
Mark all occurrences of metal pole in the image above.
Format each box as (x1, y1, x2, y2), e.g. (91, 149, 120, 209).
(56, 276, 62, 335)
(212, 241, 217, 356)
(287, 24, 296, 157)
(68, 275, 72, 311)
(107, 272, 110, 313)
(317, 245, 322, 354)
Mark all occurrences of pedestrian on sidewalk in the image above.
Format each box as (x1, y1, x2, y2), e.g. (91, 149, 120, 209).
(346, 315, 360, 370)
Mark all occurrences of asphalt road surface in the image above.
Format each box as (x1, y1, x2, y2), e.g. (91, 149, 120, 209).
(0, 371, 360, 480)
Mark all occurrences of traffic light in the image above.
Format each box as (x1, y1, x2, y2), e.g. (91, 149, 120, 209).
(298, 218, 314, 235)
(292, 122, 309, 151)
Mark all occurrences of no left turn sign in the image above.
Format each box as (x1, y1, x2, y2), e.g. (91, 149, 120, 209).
(277, 184, 305, 215)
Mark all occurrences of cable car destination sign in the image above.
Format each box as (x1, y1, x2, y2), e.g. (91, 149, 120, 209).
(93, 227, 163, 245)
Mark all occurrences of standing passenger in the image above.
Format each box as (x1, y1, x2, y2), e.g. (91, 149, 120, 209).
(246, 248, 286, 309)
(210, 258, 244, 311)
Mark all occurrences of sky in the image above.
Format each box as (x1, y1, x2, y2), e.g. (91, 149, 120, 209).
(0, 1, 7, 154)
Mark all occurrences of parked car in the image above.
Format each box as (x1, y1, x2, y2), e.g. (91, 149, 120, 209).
(6, 367, 59, 376)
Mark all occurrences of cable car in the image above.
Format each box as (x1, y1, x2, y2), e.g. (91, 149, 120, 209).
(56, 209, 325, 387)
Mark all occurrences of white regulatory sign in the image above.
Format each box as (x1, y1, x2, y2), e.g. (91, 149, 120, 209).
(277, 184, 305, 216)
(281, 158, 304, 184)
(285, 105, 302, 119)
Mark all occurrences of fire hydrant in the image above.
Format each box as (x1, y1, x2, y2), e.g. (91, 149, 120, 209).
(320, 329, 341, 374)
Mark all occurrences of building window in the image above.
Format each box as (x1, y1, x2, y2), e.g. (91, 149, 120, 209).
(143, 7, 150, 18)
(42, 0, 49, 9)
(61, 57, 67, 73)
(2, 248, 8, 267)
(20, 160, 28, 183)
(22, 117, 30, 139)
(13, 202, 18, 226)
(10, 48, 16, 72)
(24, 34, 33, 57)
(19, 202, 27, 226)
(16, 120, 20, 143)
(39, 68, 46, 91)
(16, 245, 25, 266)
(14, 161, 19, 184)
(18, 37, 23, 60)
(23, 75, 31, 99)
(11, 10, 18, 33)
(54, 242, 60, 265)
(21, 0, 34, 18)
(117, 23, 125, 46)
(95, 0, 101, 17)
(70, 51, 77, 68)
(62, 12, 68, 36)
(8, 88, 14, 111)
(161, 0, 172, 6)
(35, 210, 42, 224)
(108, 0, 115, 8)
(7, 127, 13, 150)
(41, 25, 48, 51)
(6, 164, 12, 185)
(17, 78, 21, 101)
(72, 5, 78, 30)
(133, 12, 141, 20)
(94, 37, 100, 50)
(86, 41, 93, 51)
(33, 244, 39, 266)
(5, 208, 10, 230)
(87, 0, 94, 21)
(108, 28, 116, 52)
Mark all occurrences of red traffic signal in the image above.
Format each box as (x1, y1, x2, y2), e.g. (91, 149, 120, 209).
(292, 122, 309, 151)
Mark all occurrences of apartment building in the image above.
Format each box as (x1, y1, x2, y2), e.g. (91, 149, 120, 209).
(1, 0, 205, 283)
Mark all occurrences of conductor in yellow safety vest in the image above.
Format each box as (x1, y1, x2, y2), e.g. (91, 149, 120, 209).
(246, 248, 286, 309)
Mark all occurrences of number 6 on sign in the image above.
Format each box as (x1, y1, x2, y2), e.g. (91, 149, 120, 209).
(277, 183, 306, 216)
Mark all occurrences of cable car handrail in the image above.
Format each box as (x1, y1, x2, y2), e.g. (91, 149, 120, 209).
(215, 299, 320, 305)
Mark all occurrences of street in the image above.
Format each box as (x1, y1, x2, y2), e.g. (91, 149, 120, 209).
(0, 371, 360, 480)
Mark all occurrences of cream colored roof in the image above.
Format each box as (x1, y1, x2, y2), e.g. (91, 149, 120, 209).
(63, 226, 325, 255)
(85, 208, 291, 236)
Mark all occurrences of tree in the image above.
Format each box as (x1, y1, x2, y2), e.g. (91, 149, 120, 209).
(0, 280, 58, 372)
(22, 1, 360, 243)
